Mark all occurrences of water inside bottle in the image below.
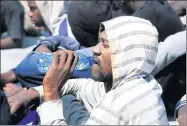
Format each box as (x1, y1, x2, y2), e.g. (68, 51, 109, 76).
(36, 52, 94, 73)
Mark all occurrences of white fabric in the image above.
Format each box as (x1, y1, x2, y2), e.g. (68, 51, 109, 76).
(1, 45, 35, 73)
(1, 36, 44, 74)
(152, 30, 186, 76)
(35, 1, 66, 34)
(180, 16, 186, 25)
(36, 79, 105, 116)
(36, 16, 168, 125)
(38, 100, 66, 125)
(35, 1, 75, 39)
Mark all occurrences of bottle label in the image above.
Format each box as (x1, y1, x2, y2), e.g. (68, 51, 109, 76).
(36, 52, 95, 74)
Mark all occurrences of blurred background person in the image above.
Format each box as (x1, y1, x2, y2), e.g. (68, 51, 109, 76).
(19, 1, 42, 37)
(28, 1, 74, 38)
(0, 1, 24, 49)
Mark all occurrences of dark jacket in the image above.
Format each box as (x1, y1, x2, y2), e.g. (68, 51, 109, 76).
(132, 0, 185, 42)
(112, 0, 185, 42)
(0, 90, 10, 124)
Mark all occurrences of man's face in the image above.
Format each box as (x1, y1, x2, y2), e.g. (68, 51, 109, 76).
(91, 31, 113, 83)
(27, 1, 45, 28)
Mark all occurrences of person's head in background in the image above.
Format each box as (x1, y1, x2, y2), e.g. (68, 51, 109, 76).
(67, 0, 159, 47)
(28, 1, 71, 36)
(68, 1, 113, 47)
(114, 0, 165, 13)
(27, 1, 46, 30)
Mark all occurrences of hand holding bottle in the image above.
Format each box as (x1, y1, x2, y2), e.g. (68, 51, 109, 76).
(43, 50, 78, 101)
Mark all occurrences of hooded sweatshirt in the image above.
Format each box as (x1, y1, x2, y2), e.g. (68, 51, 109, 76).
(35, 1, 74, 38)
(36, 16, 168, 125)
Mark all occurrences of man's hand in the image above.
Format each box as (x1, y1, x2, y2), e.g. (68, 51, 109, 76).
(1, 70, 17, 87)
(3, 83, 24, 97)
(43, 50, 78, 102)
(35, 44, 51, 53)
(0, 37, 22, 49)
(7, 88, 40, 115)
(8, 89, 29, 115)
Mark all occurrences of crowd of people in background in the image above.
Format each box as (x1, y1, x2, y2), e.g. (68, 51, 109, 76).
(0, 0, 186, 125)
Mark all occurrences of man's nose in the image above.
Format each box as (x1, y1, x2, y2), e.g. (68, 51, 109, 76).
(28, 12, 33, 17)
(92, 44, 101, 56)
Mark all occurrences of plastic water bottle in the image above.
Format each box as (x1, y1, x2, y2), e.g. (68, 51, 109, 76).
(36, 52, 95, 78)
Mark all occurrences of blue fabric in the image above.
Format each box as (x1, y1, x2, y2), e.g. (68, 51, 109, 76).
(13, 35, 94, 88)
(58, 1, 69, 37)
(13, 51, 93, 88)
(59, 18, 68, 37)
(62, 94, 89, 125)
(17, 110, 39, 125)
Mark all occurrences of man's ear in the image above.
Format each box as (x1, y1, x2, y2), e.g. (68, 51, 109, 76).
(98, 23, 105, 41)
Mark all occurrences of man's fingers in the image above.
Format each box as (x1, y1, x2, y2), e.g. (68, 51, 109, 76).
(8, 101, 15, 115)
(70, 53, 78, 73)
(10, 106, 16, 115)
(11, 105, 18, 115)
(3, 83, 12, 91)
(5, 83, 11, 87)
(51, 52, 59, 67)
(8, 99, 19, 115)
(3, 86, 8, 91)
(58, 50, 68, 68)
(64, 51, 74, 72)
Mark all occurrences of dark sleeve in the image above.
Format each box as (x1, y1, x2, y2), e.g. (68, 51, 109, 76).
(0, 90, 11, 125)
(1, 1, 24, 39)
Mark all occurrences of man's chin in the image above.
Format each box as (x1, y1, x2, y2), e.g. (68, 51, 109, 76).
(91, 74, 104, 82)
(91, 71, 112, 83)
(91, 64, 104, 82)
(32, 23, 45, 30)
(91, 64, 113, 83)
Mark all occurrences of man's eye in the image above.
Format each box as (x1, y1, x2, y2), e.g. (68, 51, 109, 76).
(103, 42, 109, 48)
(30, 7, 36, 12)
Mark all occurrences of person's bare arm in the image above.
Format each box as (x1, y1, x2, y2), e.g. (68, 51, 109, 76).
(1, 70, 17, 87)
(34, 43, 51, 53)
(36, 50, 77, 125)
(43, 50, 78, 101)
(0, 37, 22, 49)
(8, 88, 40, 115)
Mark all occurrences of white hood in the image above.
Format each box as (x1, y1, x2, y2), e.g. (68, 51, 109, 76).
(35, 1, 69, 35)
(100, 16, 159, 89)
